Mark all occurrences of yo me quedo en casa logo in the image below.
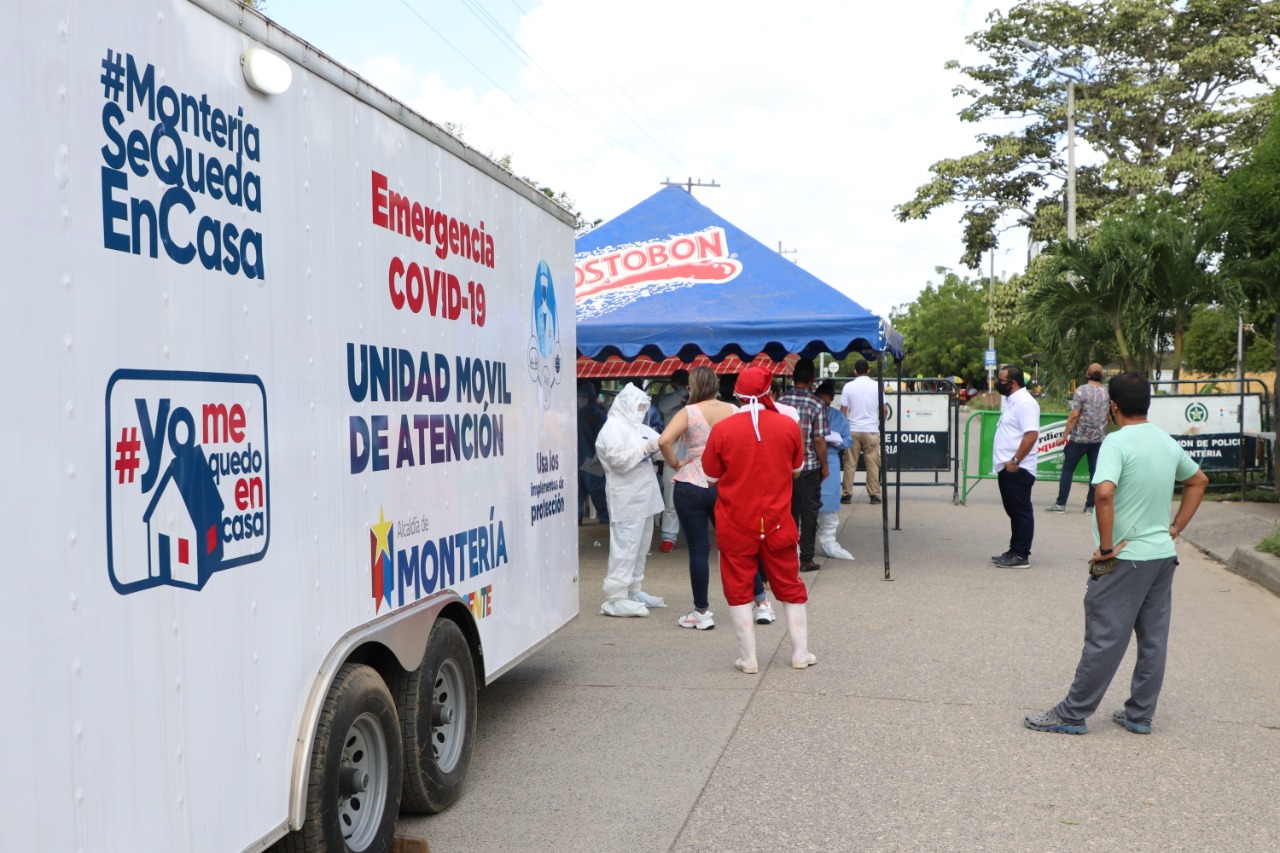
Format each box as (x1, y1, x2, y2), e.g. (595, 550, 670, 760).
(106, 370, 270, 594)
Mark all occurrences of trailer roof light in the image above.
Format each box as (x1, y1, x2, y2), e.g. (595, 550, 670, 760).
(241, 46, 292, 95)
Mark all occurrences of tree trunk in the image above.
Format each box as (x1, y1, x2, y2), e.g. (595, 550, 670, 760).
(1171, 323, 1183, 383)
(1114, 322, 1136, 373)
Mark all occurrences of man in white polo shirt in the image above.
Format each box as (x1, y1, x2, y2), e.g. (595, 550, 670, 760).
(839, 358, 886, 505)
(991, 365, 1040, 569)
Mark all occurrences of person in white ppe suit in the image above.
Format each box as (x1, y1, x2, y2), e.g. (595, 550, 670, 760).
(815, 381, 855, 560)
(595, 383, 668, 617)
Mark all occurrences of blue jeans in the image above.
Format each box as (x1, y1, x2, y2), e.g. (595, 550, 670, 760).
(1055, 440, 1101, 508)
(673, 481, 717, 610)
(997, 467, 1036, 558)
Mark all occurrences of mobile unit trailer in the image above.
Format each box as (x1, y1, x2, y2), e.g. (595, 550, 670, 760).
(1, 1, 579, 850)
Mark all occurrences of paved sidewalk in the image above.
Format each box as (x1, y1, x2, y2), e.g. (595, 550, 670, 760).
(1179, 498, 1280, 596)
(400, 485, 1280, 852)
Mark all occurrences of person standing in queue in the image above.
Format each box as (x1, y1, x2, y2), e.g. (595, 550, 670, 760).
(595, 384, 668, 617)
(658, 367, 741, 631)
(778, 360, 829, 573)
(577, 382, 609, 524)
(839, 359, 885, 505)
(702, 365, 816, 672)
(1024, 372, 1208, 734)
(991, 365, 1040, 569)
(1047, 363, 1109, 514)
(814, 380, 856, 561)
(655, 369, 690, 552)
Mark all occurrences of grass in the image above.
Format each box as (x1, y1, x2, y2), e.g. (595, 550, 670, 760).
(1205, 488, 1280, 503)
(1259, 525, 1280, 559)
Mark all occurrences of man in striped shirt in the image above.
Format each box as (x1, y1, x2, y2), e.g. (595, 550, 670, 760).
(778, 359, 829, 572)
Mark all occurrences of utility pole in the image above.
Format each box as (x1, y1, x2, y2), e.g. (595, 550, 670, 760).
(987, 247, 996, 391)
(661, 177, 720, 193)
(777, 241, 797, 263)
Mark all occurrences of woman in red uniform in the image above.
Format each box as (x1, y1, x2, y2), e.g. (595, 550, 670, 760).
(702, 366, 816, 673)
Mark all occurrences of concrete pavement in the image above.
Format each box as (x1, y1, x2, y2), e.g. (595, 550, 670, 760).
(399, 483, 1280, 852)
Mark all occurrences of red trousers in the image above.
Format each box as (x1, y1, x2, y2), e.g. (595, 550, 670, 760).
(719, 545, 809, 607)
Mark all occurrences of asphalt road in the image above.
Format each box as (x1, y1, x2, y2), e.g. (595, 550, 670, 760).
(399, 482, 1280, 852)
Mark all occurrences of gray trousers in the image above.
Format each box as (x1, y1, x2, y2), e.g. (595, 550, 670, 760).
(1054, 556, 1178, 725)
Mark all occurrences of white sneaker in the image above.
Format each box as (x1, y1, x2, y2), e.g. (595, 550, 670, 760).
(677, 609, 715, 630)
(601, 599, 649, 618)
(629, 589, 667, 608)
(753, 601, 776, 624)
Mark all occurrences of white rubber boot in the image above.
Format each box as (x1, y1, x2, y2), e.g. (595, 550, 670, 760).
(727, 603, 757, 673)
(785, 602, 817, 669)
(817, 513, 854, 560)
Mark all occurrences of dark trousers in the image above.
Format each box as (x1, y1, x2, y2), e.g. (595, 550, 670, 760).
(791, 469, 823, 562)
(997, 467, 1036, 558)
(578, 471, 608, 524)
(1055, 440, 1101, 508)
(672, 481, 717, 611)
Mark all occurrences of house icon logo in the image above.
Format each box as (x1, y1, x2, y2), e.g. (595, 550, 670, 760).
(106, 370, 270, 594)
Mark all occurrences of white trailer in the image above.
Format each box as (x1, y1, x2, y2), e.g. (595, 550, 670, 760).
(0, 1, 579, 850)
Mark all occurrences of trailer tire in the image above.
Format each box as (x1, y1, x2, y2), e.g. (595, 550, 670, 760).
(284, 663, 403, 853)
(393, 617, 477, 814)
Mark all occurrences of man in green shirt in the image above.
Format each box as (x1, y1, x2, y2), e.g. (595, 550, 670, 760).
(1024, 373, 1208, 735)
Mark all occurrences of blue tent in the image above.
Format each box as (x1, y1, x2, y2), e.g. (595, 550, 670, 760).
(575, 186, 903, 362)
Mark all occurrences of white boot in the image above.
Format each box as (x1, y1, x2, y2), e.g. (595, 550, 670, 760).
(817, 513, 854, 560)
(785, 602, 817, 669)
(727, 603, 757, 673)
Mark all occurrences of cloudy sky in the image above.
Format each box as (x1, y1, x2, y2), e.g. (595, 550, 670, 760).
(262, 0, 1025, 319)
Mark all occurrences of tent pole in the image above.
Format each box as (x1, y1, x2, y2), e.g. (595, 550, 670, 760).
(879, 351, 892, 581)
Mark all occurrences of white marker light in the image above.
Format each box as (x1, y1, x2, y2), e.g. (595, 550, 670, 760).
(241, 46, 292, 95)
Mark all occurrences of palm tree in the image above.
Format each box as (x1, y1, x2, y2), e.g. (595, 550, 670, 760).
(1141, 204, 1237, 381)
(1023, 223, 1156, 376)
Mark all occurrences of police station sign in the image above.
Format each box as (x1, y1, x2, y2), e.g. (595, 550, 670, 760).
(883, 393, 950, 471)
(1149, 395, 1263, 472)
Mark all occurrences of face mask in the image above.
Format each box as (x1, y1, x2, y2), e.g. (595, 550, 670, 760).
(577, 396, 588, 409)
(995, 379, 1012, 396)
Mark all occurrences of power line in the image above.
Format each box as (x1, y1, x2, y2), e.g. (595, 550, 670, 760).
(394, 0, 599, 167)
(448, 0, 687, 170)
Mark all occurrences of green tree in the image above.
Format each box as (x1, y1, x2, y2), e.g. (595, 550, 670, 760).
(1021, 222, 1158, 377)
(889, 269, 1036, 388)
(895, 0, 1280, 266)
(1205, 88, 1280, 490)
(1138, 199, 1234, 380)
(1209, 89, 1280, 309)
(1182, 306, 1275, 375)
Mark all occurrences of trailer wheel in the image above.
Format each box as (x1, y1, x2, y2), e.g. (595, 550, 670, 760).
(285, 663, 403, 853)
(393, 617, 477, 814)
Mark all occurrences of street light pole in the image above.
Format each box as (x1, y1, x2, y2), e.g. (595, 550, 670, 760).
(1018, 38, 1079, 242)
(1066, 78, 1076, 241)
(988, 248, 995, 391)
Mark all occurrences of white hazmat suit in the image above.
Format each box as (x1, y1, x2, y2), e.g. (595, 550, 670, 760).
(595, 384, 668, 616)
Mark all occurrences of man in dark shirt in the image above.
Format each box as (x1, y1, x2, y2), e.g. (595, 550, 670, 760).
(778, 359, 829, 572)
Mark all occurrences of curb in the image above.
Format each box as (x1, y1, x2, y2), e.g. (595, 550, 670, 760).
(1228, 547, 1280, 599)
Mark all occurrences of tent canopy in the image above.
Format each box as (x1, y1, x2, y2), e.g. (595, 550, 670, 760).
(575, 186, 903, 363)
